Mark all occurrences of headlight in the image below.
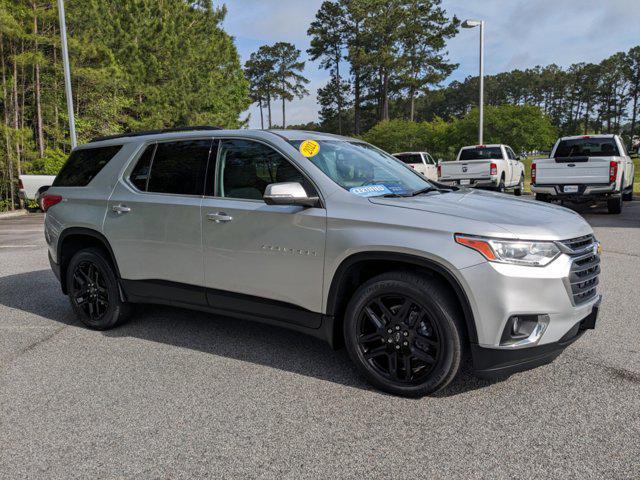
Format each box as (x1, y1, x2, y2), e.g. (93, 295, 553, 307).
(455, 234, 561, 267)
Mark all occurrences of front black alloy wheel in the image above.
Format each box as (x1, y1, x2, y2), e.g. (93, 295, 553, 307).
(356, 294, 442, 385)
(344, 271, 464, 397)
(66, 248, 131, 330)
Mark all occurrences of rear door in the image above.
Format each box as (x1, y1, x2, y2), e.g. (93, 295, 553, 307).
(103, 139, 213, 288)
(422, 153, 438, 181)
(505, 146, 518, 185)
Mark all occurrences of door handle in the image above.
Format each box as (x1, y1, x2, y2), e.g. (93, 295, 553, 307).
(112, 204, 131, 214)
(207, 212, 233, 223)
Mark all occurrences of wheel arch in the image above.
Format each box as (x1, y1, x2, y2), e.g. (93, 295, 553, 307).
(57, 227, 121, 295)
(325, 251, 478, 348)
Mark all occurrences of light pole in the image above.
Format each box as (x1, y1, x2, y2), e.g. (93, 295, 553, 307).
(57, 0, 77, 149)
(462, 19, 484, 145)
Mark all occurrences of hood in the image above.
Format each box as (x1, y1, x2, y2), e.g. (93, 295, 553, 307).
(369, 189, 593, 240)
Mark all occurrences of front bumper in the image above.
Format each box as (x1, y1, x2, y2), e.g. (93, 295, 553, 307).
(472, 300, 599, 378)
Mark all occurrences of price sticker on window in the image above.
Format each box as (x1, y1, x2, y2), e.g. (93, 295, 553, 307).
(299, 140, 320, 158)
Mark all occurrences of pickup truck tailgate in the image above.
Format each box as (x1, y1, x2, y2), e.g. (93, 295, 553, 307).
(440, 160, 490, 179)
(535, 157, 612, 184)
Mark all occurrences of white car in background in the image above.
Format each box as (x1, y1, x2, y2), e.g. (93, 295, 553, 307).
(19, 174, 57, 210)
(438, 144, 526, 195)
(392, 152, 439, 181)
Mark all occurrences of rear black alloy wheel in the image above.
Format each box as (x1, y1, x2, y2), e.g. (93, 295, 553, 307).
(66, 248, 131, 330)
(344, 272, 463, 397)
(496, 177, 505, 193)
(356, 294, 442, 385)
(71, 261, 110, 321)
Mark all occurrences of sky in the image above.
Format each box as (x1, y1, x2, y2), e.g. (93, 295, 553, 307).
(213, 0, 640, 129)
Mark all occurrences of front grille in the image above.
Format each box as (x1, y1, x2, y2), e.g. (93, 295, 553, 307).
(562, 235, 600, 305)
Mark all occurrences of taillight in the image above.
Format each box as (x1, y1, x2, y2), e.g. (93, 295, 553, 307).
(609, 161, 618, 183)
(18, 178, 24, 189)
(42, 194, 63, 212)
(490, 163, 497, 176)
(437, 164, 442, 177)
(531, 163, 537, 184)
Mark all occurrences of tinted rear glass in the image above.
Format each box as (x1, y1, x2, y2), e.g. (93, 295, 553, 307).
(53, 145, 122, 187)
(147, 140, 212, 195)
(555, 138, 619, 157)
(129, 145, 155, 191)
(459, 147, 502, 161)
(394, 154, 422, 164)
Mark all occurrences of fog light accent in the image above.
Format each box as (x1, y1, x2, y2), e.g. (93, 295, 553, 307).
(499, 314, 550, 349)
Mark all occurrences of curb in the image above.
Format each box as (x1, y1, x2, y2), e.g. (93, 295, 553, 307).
(0, 209, 28, 220)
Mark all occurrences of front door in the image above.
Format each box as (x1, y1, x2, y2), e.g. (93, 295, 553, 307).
(201, 139, 326, 325)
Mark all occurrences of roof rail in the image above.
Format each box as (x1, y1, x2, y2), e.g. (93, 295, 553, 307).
(89, 126, 222, 143)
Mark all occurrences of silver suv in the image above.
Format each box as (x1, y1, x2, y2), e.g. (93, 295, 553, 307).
(43, 127, 601, 397)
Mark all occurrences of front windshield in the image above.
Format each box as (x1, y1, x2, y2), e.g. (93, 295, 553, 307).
(290, 140, 432, 197)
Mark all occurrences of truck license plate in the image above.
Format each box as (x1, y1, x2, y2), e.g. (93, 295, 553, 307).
(564, 185, 579, 193)
(460, 179, 471, 186)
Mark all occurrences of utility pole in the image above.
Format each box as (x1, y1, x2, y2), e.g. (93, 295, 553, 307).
(462, 19, 485, 145)
(57, 0, 77, 149)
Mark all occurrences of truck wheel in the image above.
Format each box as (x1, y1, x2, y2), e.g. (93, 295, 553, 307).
(535, 193, 548, 202)
(514, 175, 525, 196)
(66, 247, 132, 330)
(496, 177, 506, 193)
(343, 271, 464, 397)
(607, 195, 623, 214)
(622, 187, 634, 201)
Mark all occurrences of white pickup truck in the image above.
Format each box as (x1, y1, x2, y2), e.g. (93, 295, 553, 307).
(438, 144, 525, 195)
(392, 151, 438, 181)
(531, 134, 635, 214)
(18, 174, 56, 210)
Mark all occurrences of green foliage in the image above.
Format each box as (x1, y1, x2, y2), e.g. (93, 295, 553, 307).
(362, 105, 557, 160)
(26, 148, 67, 175)
(446, 105, 557, 155)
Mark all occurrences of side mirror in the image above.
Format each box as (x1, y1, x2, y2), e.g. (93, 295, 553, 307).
(263, 182, 319, 207)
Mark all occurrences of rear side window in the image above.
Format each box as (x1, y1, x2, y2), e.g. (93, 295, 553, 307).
(394, 154, 422, 164)
(146, 140, 212, 195)
(459, 147, 502, 161)
(555, 138, 620, 157)
(129, 145, 155, 191)
(53, 145, 122, 186)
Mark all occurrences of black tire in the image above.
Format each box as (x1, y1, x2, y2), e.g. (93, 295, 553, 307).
(496, 177, 506, 193)
(622, 186, 634, 201)
(514, 175, 525, 196)
(66, 247, 132, 330)
(607, 195, 622, 214)
(343, 271, 464, 397)
(535, 193, 548, 202)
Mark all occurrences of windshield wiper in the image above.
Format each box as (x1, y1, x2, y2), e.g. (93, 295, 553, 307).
(408, 186, 436, 196)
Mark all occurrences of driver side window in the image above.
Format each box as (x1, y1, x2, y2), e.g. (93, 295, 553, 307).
(216, 139, 313, 200)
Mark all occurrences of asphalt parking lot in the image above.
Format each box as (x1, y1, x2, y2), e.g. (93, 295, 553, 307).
(1, 203, 639, 479)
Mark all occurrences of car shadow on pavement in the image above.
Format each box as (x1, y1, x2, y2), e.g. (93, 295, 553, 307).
(559, 199, 640, 228)
(0, 269, 498, 398)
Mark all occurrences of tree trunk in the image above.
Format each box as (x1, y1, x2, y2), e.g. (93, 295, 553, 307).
(354, 68, 361, 135)
(267, 92, 272, 129)
(259, 99, 264, 130)
(409, 86, 416, 122)
(382, 71, 389, 121)
(630, 93, 638, 136)
(33, 2, 45, 157)
(281, 80, 286, 128)
(1, 34, 15, 210)
(335, 56, 342, 135)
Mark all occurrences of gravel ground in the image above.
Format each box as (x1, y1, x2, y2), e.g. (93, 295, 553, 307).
(0, 203, 639, 479)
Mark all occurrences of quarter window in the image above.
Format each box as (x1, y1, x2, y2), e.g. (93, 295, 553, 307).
(217, 139, 312, 200)
(53, 145, 123, 187)
(129, 145, 155, 191)
(146, 140, 212, 195)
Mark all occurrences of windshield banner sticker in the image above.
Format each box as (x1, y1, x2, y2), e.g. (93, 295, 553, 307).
(299, 140, 320, 158)
(349, 185, 393, 197)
